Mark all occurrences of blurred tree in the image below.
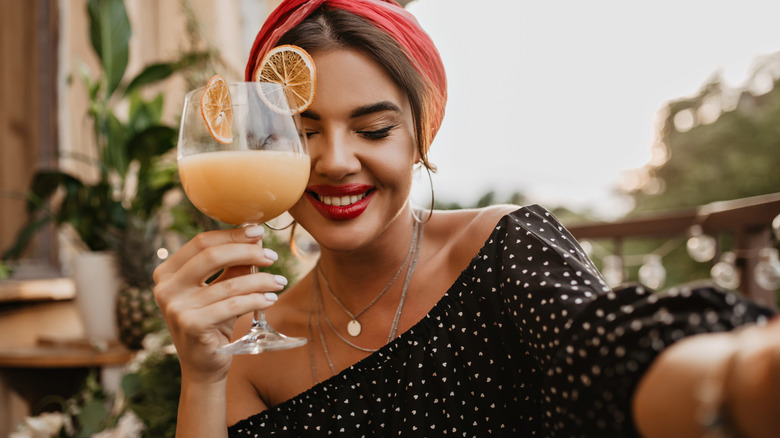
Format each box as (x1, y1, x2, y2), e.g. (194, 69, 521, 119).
(507, 191, 528, 206)
(627, 52, 780, 213)
(475, 190, 497, 208)
(434, 188, 598, 227)
(617, 52, 780, 290)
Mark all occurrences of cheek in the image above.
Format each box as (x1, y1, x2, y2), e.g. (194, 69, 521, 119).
(288, 188, 313, 215)
(376, 136, 417, 185)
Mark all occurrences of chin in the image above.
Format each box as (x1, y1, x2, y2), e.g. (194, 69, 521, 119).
(293, 204, 408, 254)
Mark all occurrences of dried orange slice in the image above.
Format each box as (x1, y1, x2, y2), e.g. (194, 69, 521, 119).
(200, 74, 233, 144)
(255, 45, 316, 114)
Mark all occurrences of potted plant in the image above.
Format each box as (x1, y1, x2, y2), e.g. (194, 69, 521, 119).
(4, 0, 301, 349)
(2, 0, 209, 346)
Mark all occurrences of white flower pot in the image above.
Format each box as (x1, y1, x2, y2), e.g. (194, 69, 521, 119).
(72, 251, 120, 342)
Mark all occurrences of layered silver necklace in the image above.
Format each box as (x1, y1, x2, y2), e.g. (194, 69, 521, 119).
(317, 219, 419, 337)
(308, 219, 424, 382)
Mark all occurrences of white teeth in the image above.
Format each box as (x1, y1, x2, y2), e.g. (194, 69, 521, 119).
(319, 192, 368, 206)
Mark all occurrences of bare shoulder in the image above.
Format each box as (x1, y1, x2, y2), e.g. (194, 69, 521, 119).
(468, 204, 520, 231)
(433, 204, 518, 234)
(428, 204, 520, 268)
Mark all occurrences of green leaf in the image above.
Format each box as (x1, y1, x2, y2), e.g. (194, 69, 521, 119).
(147, 163, 179, 197)
(76, 398, 110, 437)
(121, 372, 142, 398)
(178, 50, 216, 68)
(127, 125, 177, 165)
(0, 171, 86, 258)
(27, 171, 83, 214)
(1, 217, 51, 260)
(61, 181, 124, 251)
(128, 92, 164, 135)
(76, 61, 101, 105)
(0, 260, 11, 279)
(104, 111, 129, 176)
(87, 0, 130, 97)
(123, 49, 214, 97)
(133, 161, 178, 216)
(124, 62, 177, 96)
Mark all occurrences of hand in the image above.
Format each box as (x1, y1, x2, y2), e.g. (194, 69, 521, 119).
(153, 225, 285, 382)
(727, 316, 780, 438)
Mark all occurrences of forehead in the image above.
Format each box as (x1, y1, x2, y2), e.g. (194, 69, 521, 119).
(308, 48, 410, 117)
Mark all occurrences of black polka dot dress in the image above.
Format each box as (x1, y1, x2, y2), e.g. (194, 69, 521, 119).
(229, 205, 774, 437)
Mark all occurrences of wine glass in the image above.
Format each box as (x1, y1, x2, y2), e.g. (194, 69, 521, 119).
(177, 80, 309, 355)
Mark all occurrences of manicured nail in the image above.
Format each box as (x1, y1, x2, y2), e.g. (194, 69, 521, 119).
(264, 292, 278, 302)
(244, 226, 264, 238)
(264, 248, 279, 261)
(274, 275, 288, 286)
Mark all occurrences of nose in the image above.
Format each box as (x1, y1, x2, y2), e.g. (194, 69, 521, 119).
(311, 131, 361, 181)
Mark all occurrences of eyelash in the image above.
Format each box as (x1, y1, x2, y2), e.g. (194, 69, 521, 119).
(357, 125, 397, 140)
(304, 124, 399, 140)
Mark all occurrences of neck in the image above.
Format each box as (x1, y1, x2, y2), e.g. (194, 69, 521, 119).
(316, 210, 419, 307)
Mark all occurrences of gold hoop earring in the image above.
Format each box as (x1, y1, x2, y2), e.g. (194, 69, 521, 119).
(289, 221, 301, 259)
(288, 222, 320, 261)
(264, 218, 296, 231)
(412, 165, 434, 224)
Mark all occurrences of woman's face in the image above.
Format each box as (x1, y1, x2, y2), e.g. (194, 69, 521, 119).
(288, 48, 418, 252)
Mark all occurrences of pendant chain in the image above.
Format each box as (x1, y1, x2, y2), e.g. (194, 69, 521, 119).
(315, 274, 380, 352)
(317, 219, 418, 336)
(308, 219, 424, 383)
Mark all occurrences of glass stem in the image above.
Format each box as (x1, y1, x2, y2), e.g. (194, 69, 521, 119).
(252, 310, 268, 331)
(249, 263, 269, 332)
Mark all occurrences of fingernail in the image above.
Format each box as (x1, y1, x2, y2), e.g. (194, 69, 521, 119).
(264, 248, 279, 261)
(274, 275, 288, 286)
(244, 226, 264, 238)
(264, 292, 278, 302)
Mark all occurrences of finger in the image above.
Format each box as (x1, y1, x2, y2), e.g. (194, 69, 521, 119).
(189, 272, 288, 309)
(154, 245, 279, 309)
(173, 291, 280, 333)
(154, 246, 281, 321)
(153, 225, 265, 282)
(176, 243, 279, 286)
(216, 248, 280, 283)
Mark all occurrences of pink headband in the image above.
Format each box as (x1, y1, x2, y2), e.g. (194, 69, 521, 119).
(245, 0, 447, 138)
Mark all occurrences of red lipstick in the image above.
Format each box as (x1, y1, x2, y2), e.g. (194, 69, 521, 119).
(305, 184, 375, 221)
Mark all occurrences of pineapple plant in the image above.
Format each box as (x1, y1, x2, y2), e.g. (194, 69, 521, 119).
(112, 215, 165, 349)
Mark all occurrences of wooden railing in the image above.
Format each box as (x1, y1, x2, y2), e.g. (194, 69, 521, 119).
(567, 192, 780, 309)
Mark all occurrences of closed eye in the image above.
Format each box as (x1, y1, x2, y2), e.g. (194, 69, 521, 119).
(357, 125, 398, 140)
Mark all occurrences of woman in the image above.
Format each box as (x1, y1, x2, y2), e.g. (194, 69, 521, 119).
(154, 0, 780, 436)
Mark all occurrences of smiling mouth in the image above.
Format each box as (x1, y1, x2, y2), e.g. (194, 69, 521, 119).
(310, 191, 372, 207)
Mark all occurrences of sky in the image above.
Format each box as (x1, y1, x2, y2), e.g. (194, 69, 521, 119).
(404, 0, 780, 219)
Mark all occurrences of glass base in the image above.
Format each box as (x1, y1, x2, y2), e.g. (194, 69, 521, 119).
(217, 326, 307, 355)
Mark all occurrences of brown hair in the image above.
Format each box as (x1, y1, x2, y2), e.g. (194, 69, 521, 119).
(277, 6, 439, 171)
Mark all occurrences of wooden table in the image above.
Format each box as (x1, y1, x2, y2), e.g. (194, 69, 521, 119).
(0, 340, 134, 415)
(0, 341, 134, 368)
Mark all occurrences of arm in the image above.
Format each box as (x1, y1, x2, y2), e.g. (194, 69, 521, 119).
(481, 205, 775, 435)
(177, 378, 229, 438)
(225, 317, 269, 426)
(153, 226, 283, 437)
(633, 319, 780, 438)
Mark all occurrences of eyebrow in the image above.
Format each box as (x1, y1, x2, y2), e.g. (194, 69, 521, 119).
(302, 101, 401, 121)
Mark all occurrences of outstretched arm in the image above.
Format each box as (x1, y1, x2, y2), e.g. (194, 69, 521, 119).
(633, 317, 780, 438)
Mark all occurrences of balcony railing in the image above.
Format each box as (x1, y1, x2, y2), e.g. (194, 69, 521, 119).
(566, 192, 780, 309)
